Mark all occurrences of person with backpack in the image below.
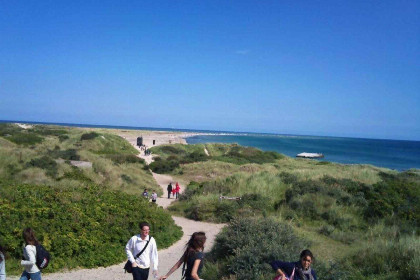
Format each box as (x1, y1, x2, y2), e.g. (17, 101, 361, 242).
(20, 228, 42, 280)
(125, 222, 159, 280)
(0, 244, 5, 280)
(270, 249, 317, 280)
(159, 232, 206, 280)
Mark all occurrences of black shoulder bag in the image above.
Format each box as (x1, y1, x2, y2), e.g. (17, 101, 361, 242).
(124, 237, 152, 273)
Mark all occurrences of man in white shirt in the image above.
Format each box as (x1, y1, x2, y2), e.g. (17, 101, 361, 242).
(125, 222, 158, 280)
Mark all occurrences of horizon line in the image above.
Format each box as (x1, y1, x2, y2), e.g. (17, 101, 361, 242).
(0, 119, 418, 142)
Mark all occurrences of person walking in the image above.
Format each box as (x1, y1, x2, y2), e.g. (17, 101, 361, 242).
(175, 182, 181, 199)
(167, 183, 173, 199)
(270, 249, 317, 280)
(0, 244, 5, 280)
(20, 228, 42, 280)
(151, 190, 158, 203)
(125, 222, 159, 280)
(159, 232, 206, 280)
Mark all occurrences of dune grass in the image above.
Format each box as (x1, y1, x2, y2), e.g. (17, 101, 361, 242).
(151, 142, 419, 280)
(0, 123, 159, 195)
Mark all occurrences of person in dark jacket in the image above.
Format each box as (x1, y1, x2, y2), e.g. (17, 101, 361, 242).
(159, 232, 206, 280)
(167, 183, 173, 199)
(270, 249, 317, 280)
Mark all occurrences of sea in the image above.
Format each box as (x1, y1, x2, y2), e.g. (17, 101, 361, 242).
(2, 120, 419, 171)
(186, 134, 420, 171)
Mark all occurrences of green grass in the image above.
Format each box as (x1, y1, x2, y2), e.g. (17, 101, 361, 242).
(0, 182, 182, 275)
(0, 123, 159, 195)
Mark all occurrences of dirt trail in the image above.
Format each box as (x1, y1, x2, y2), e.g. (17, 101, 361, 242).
(8, 133, 225, 280)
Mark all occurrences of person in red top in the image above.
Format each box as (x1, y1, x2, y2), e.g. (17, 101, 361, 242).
(175, 182, 181, 199)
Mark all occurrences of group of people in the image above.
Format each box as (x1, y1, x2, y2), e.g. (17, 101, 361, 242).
(142, 189, 158, 203)
(166, 182, 180, 199)
(139, 145, 151, 156)
(125, 222, 316, 280)
(0, 223, 317, 280)
(125, 222, 206, 280)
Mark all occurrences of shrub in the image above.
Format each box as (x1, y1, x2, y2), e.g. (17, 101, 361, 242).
(0, 183, 182, 274)
(26, 156, 58, 177)
(59, 167, 93, 183)
(81, 132, 99, 140)
(50, 148, 80, 161)
(58, 135, 69, 142)
(350, 236, 420, 279)
(149, 159, 179, 174)
(207, 217, 309, 280)
(8, 133, 43, 145)
(33, 127, 68, 136)
(107, 154, 145, 165)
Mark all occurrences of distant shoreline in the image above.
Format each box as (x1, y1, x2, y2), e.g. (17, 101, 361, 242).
(1, 119, 418, 142)
(4, 121, 420, 171)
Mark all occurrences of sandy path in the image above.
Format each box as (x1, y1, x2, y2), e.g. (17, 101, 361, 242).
(8, 133, 225, 280)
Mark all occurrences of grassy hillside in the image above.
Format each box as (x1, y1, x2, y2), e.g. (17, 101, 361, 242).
(150, 142, 420, 280)
(0, 123, 181, 274)
(0, 123, 159, 195)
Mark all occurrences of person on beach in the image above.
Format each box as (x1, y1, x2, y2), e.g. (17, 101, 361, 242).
(151, 190, 158, 203)
(175, 182, 180, 199)
(20, 228, 42, 280)
(270, 249, 317, 280)
(0, 244, 5, 280)
(159, 232, 206, 280)
(167, 183, 173, 199)
(125, 222, 159, 280)
(142, 189, 149, 199)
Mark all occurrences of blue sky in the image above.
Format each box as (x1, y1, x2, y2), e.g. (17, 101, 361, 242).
(0, 1, 419, 140)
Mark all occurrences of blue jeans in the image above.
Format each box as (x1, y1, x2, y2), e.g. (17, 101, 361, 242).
(20, 271, 42, 280)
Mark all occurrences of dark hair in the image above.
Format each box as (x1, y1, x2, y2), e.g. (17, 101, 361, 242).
(182, 232, 206, 263)
(23, 228, 39, 246)
(300, 249, 314, 260)
(0, 245, 4, 262)
(139, 222, 150, 230)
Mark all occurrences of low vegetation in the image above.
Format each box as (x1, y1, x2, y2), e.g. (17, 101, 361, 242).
(149, 143, 282, 173)
(152, 141, 419, 280)
(0, 123, 158, 195)
(0, 183, 182, 274)
(0, 123, 174, 275)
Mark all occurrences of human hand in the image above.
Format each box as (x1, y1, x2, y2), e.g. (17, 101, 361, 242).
(132, 262, 138, 268)
(158, 276, 167, 280)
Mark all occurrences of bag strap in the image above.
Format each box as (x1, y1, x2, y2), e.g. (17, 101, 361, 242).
(134, 236, 152, 259)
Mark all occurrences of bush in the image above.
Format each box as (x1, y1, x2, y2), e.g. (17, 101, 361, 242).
(8, 133, 43, 146)
(58, 135, 69, 142)
(350, 236, 420, 279)
(0, 183, 182, 274)
(59, 167, 93, 183)
(26, 156, 58, 177)
(107, 154, 145, 165)
(149, 159, 180, 173)
(81, 132, 99, 140)
(207, 217, 309, 280)
(50, 148, 80, 161)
